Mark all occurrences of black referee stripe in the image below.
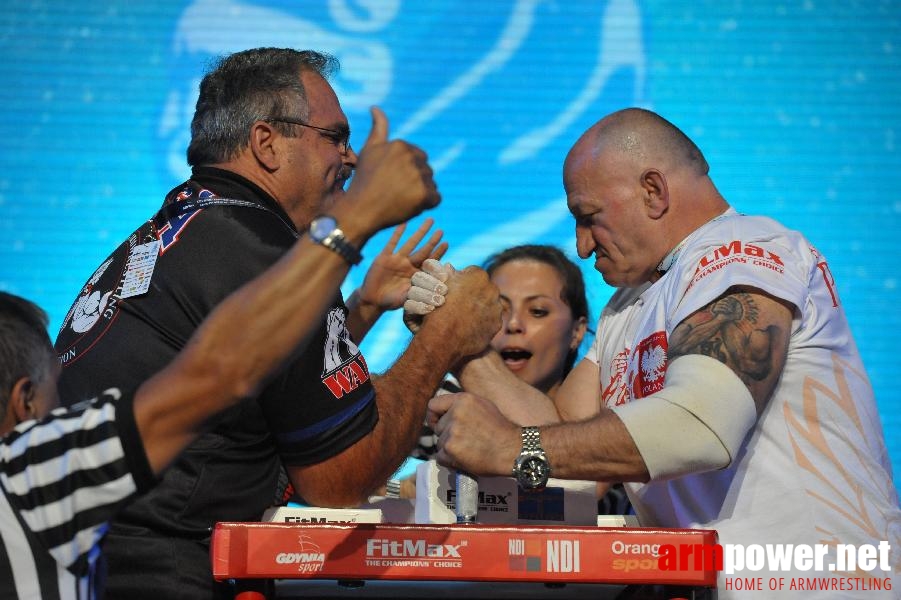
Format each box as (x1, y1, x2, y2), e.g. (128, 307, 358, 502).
(4, 417, 118, 478)
(2, 497, 63, 599)
(8, 453, 129, 514)
(0, 532, 16, 597)
(29, 530, 62, 600)
(39, 496, 133, 575)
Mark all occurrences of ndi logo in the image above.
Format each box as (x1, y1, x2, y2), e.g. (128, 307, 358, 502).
(507, 538, 541, 572)
(547, 540, 581, 573)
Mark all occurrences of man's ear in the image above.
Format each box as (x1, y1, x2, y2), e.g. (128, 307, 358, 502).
(9, 377, 37, 424)
(640, 168, 669, 219)
(249, 120, 281, 172)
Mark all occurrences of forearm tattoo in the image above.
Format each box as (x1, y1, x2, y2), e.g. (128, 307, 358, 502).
(668, 291, 780, 387)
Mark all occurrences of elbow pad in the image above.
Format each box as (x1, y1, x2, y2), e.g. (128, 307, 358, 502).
(611, 354, 757, 481)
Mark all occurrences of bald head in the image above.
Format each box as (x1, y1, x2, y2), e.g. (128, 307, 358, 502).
(563, 108, 728, 287)
(573, 108, 709, 177)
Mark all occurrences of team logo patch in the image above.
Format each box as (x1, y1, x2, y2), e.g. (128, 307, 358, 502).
(57, 233, 146, 367)
(158, 209, 202, 253)
(629, 332, 667, 399)
(64, 256, 115, 334)
(175, 185, 194, 201)
(320, 308, 370, 398)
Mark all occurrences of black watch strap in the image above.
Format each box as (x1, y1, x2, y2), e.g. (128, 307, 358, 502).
(309, 215, 363, 265)
(321, 229, 362, 265)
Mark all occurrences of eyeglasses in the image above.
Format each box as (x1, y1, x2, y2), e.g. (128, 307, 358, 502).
(265, 117, 351, 154)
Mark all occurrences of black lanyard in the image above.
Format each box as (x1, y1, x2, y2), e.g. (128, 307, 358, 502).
(154, 196, 300, 239)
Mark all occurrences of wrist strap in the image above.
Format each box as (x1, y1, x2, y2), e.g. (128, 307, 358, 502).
(320, 228, 363, 265)
(521, 426, 542, 452)
(385, 479, 402, 498)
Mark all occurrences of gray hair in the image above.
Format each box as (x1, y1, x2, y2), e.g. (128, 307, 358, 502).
(0, 292, 54, 416)
(187, 48, 338, 166)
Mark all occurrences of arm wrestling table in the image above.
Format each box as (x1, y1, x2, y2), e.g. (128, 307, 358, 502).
(211, 522, 718, 599)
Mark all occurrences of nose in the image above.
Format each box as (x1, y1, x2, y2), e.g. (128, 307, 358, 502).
(575, 224, 596, 259)
(504, 308, 523, 333)
(344, 144, 358, 165)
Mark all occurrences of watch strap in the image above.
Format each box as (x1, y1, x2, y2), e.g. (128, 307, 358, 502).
(385, 479, 402, 499)
(521, 426, 542, 453)
(310, 216, 363, 265)
(513, 426, 550, 490)
(320, 228, 363, 265)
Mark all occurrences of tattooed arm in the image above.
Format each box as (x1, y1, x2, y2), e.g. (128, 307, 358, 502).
(426, 286, 796, 483)
(668, 286, 795, 413)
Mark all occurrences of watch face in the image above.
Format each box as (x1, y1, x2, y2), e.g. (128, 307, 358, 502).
(517, 454, 549, 489)
(310, 216, 337, 242)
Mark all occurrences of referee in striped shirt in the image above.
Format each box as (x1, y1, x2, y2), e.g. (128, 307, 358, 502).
(0, 160, 439, 598)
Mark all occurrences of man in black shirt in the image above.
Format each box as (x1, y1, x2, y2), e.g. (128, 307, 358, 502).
(2, 147, 484, 598)
(55, 48, 501, 598)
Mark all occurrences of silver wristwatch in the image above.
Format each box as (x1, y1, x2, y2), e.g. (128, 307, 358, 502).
(513, 426, 551, 491)
(308, 215, 362, 265)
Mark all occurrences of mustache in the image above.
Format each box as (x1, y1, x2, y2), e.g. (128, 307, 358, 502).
(337, 166, 354, 183)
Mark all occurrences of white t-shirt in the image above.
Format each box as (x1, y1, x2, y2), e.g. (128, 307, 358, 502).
(588, 210, 901, 597)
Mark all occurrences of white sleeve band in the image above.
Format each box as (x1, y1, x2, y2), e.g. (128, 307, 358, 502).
(611, 354, 757, 481)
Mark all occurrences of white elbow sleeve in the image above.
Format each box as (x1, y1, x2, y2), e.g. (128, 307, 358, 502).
(611, 354, 757, 481)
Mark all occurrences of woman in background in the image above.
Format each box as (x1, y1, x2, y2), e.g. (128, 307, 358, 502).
(415, 244, 588, 442)
(404, 244, 629, 515)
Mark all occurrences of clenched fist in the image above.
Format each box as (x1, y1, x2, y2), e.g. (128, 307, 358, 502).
(342, 107, 441, 235)
(423, 266, 502, 359)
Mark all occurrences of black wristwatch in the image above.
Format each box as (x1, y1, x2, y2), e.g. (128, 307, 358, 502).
(308, 215, 363, 265)
(513, 426, 551, 491)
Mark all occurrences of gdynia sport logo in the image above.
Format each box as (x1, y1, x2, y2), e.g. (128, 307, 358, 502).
(657, 541, 894, 593)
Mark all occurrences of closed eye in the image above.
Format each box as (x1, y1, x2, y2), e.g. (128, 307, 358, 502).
(574, 208, 602, 227)
(321, 130, 347, 146)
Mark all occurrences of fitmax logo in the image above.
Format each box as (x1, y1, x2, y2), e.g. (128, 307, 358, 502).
(446, 490, 510, 506)
(281, 517, 357, 523)
(696, 241, 784, 269)
(366, 539, 464, 558)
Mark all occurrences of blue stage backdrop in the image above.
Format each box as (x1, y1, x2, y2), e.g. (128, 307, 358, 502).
(1, 1, 899, 480)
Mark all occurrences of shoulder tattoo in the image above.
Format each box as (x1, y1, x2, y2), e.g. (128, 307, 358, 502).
(668, 290, 782, 387)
